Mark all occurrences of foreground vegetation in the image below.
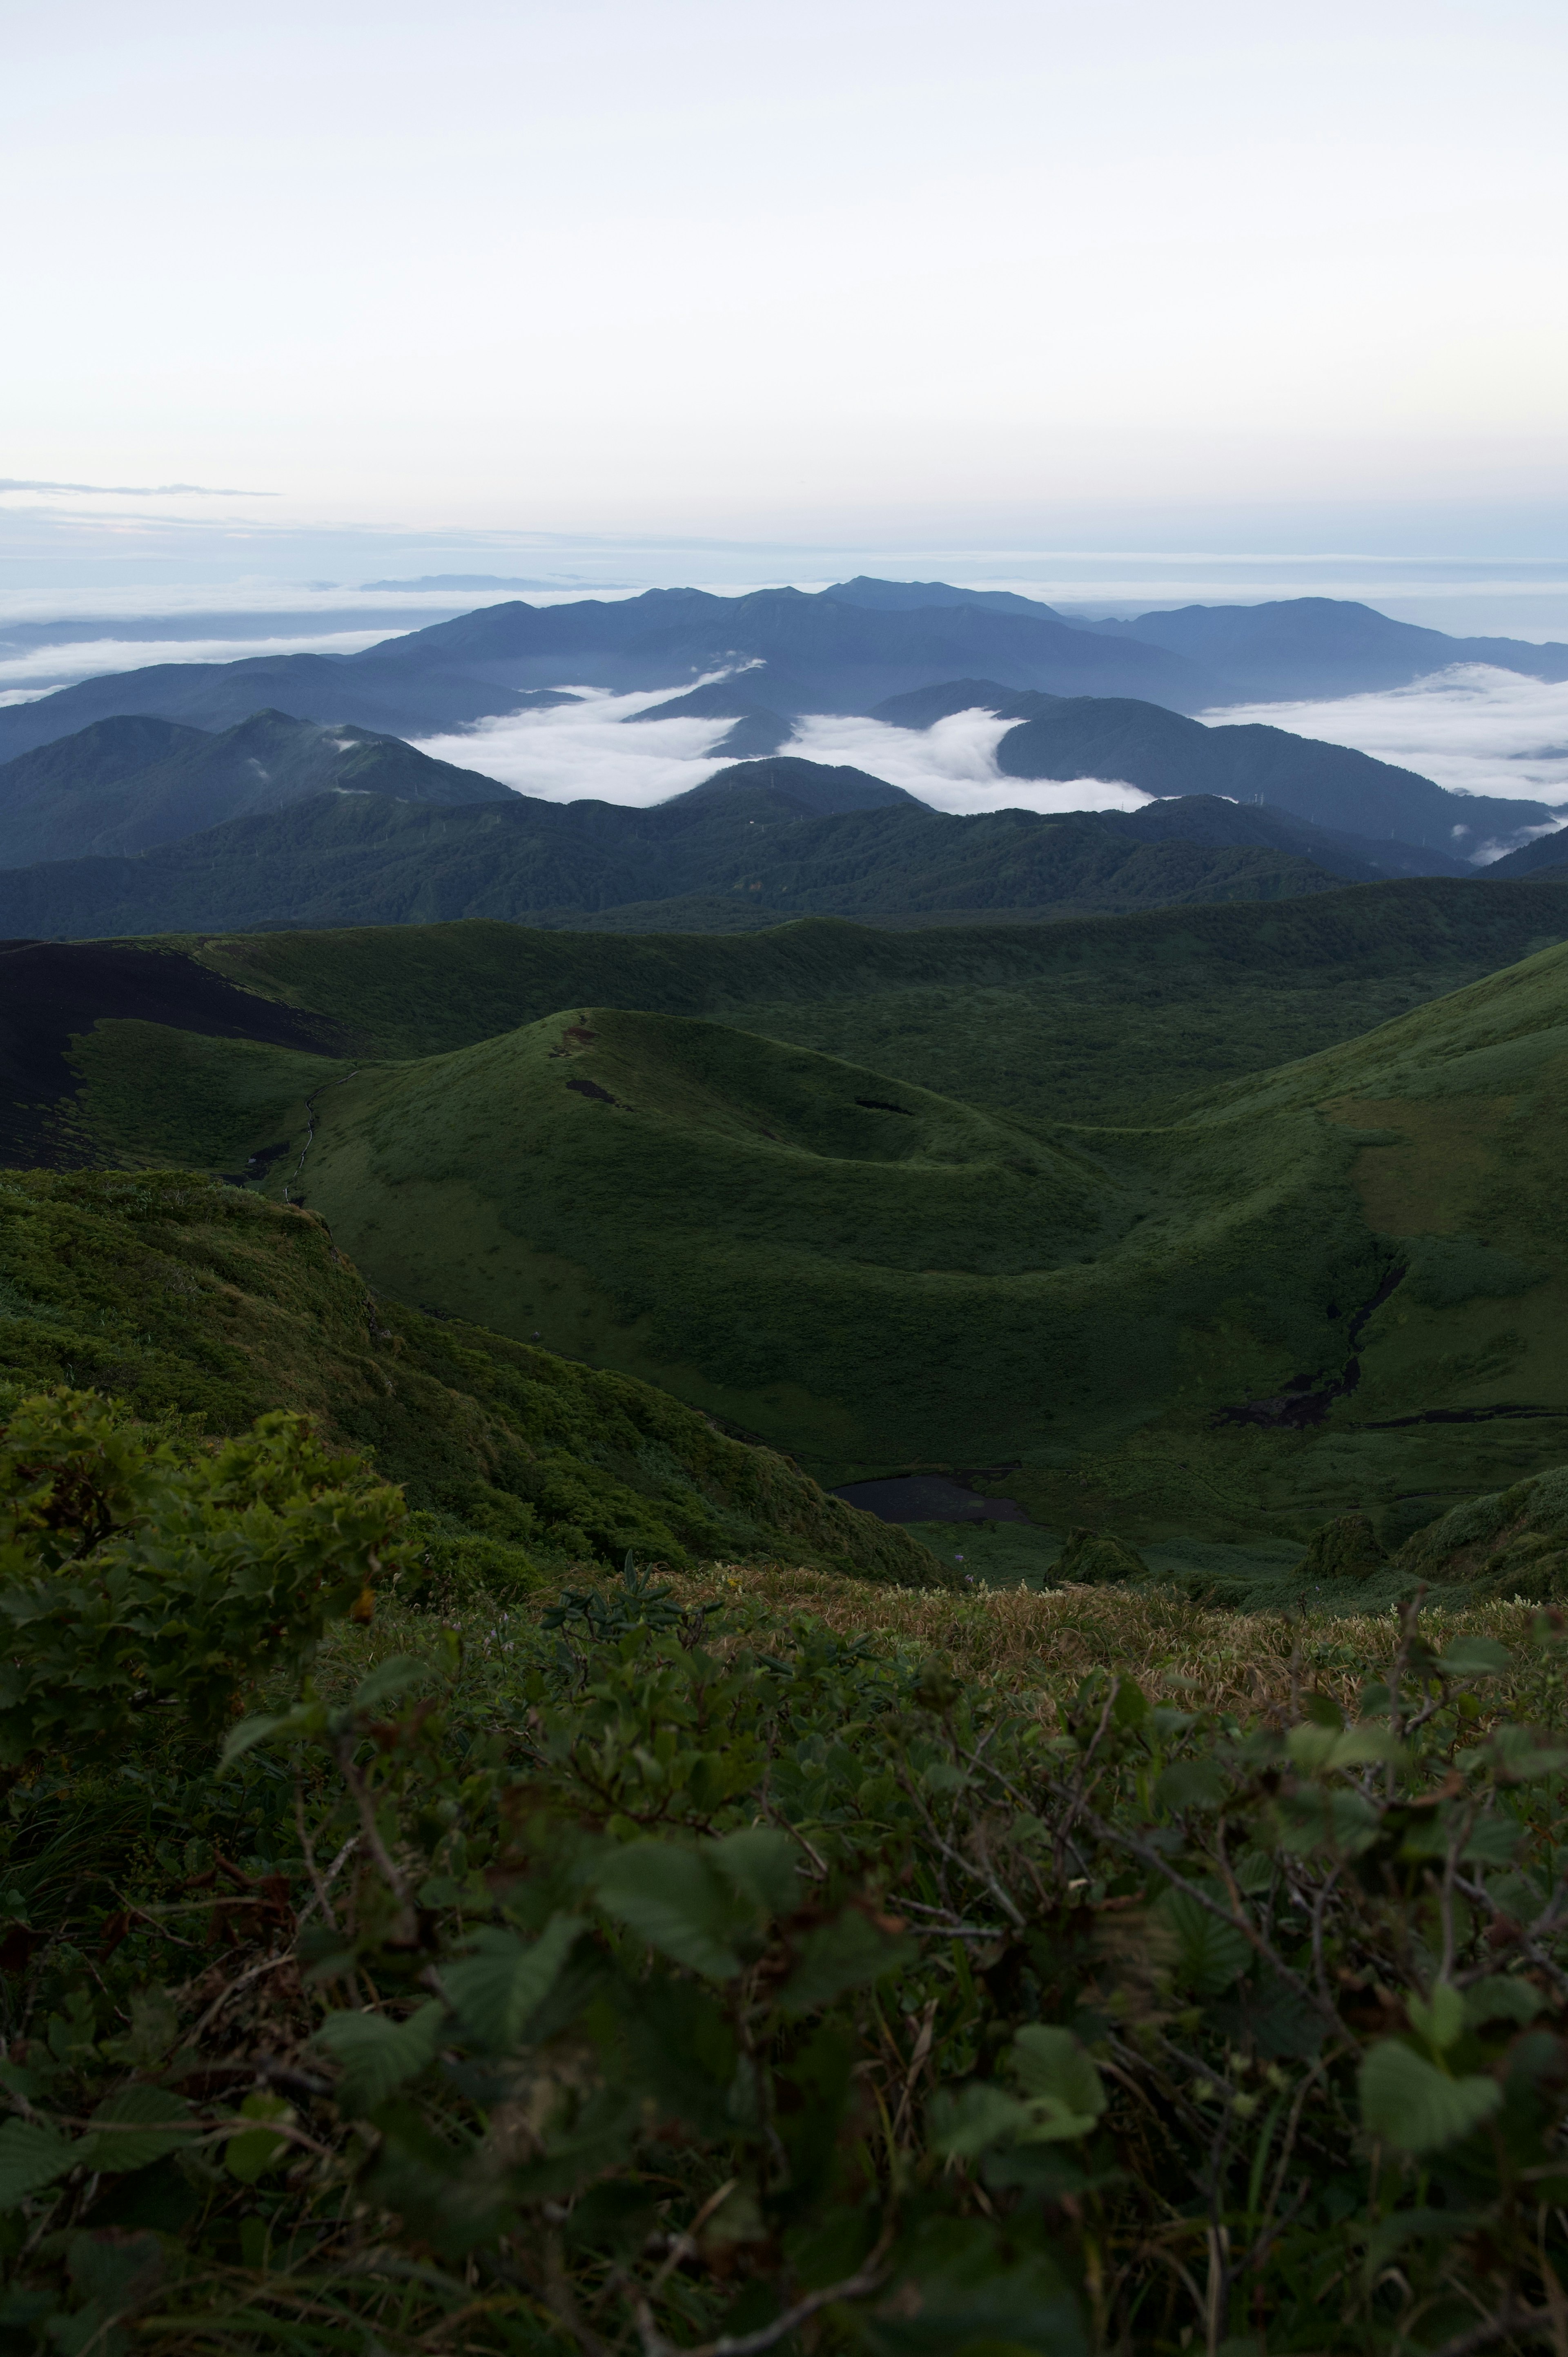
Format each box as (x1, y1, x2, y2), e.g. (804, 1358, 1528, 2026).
(9, 1389, 1568, 2354)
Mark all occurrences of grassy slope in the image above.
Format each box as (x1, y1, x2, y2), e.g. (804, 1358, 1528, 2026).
(181, 876, 1568, 1124)
(82, 954, 1557, 1548)
(0, 1170, 945, 1587)
(47, 886, 1568, 1551)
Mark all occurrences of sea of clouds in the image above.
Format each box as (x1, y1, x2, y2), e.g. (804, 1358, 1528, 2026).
(1208, 665, 1568, 806)
(412, 664, 1568, 835)
(411, 689, 1154, 817)
(6, 571, 1568, 841)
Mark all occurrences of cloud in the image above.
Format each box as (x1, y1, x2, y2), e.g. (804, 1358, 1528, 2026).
(782, 709, 1153, 814)
(1208, 665, 1568, 808)
(415, 691, 1153, 816)
(0, 479, 272, 497)
(0, 629, 412, 699)
(413, 687, 740, 807)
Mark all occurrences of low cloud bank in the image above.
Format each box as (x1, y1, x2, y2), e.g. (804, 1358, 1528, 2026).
(1210, 665, 1568, 807)
(783, 710, 1153, 814)
(414, 687, 738, 807)
(0, 629, 409, 706)
(415, 693, 1152, 816)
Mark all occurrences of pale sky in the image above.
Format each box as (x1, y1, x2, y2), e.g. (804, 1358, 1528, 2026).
(5, 0, 1568, 550)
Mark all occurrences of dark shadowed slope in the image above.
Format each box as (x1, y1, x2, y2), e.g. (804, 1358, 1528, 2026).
(993, 694, 1552, 850)
(1481, 827, 1568, 879)
(0, 937, 345, 1167)
(0, 709, 514, 865)
(0, 773, 1350, 938)
(1094, 595, 1568, 700)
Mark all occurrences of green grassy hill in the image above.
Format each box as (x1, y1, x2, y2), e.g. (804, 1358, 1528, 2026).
(62, 942, 1568, 1550)
(0, 1168, 941, 1586)
(185, 875, 1568, 1123)
(19, 884, 1568, 1555)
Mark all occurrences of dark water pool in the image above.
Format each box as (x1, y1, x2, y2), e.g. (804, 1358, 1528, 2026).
(831, 1474, 1032, 1526)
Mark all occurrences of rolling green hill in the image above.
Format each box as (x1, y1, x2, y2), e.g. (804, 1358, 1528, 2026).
(56, 928, 1568, 1548)
(19, 885, 1568, 1173)
(0, 1168, 940, 1585)
(182, 875, 1568, 1123)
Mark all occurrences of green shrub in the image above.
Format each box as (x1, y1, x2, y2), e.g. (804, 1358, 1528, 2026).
(10, 1530, 1568, 2353)
(1052, 1524, 1148, 1583)
(0, 1388, 409, 1772)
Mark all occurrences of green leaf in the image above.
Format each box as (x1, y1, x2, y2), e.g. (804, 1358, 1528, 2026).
(777, 1908, 918, 2016)
(1011, 2027, 1107, 2125)
(1408, 1981, 1465, 2054)
(706, 1826, 800, 1918)
(1359, 2040, 1502, 2153)
(929, 2082, 1032, 2158)
(441, 1916, 584, 2050)
(1155, 1888, 1250, 1996)
(220, 1698, 322, 1765)
(1434, 1637, 1512, 1679)
(1155, 1761, 1225, 1813)
(594, 1844, 745, 1979)
(76, 2085, 194, 2173)
(350, 1655, 433, 1714)
(1111, 1678, 1149, 1727)
(1464, 1976, 1544, 2028)
(317, 1998, 445, 2112)
(0, 2119, 77, 2210)
(1286, 1721, 1401, 1773)
(225, 2096, 293, 2183)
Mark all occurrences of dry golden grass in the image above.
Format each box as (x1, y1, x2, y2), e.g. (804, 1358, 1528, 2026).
(322, 1560, 1563, 1735)
(660, 1563, 1561, 1726)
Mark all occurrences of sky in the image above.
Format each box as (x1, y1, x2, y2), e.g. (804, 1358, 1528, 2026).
(6, 0, 1568, 582)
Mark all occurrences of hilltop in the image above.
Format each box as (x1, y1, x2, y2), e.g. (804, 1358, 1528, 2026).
(22, 882, 1568, 1551)
(866, 682, 1550, 852)
(0, 716, 1529, 941)
(11, 877, 1568, 1171)
(0, 761, 1360, 938)
(0, 707, 513, 866)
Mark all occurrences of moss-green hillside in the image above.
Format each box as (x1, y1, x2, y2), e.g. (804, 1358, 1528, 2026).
(0, 1169, 946, 1587)
(29, 887, 1568, 1557)
(180, 878, 1568, 1125)
(69, 942, 1544, 1549)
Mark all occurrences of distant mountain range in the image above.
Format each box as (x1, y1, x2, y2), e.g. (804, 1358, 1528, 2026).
(0, 755, 1360, 937)
(4, 697, 1568, 937)
(2, 580, 1565, 763)
(0, 709, 513, 867)
(0, 576, 1563, 941)
(870, 680, 1553, 854)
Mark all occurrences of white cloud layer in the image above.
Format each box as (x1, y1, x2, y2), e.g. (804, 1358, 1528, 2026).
(414, 693, 1153, 817)
(782, 711, 1154, 815)
(414, 689, 739, 808)
(1211, 665, 1568, 805)
(0, 628, 412, 702)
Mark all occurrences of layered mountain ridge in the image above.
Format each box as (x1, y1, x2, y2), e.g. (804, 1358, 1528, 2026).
(3, 579, 1566, 764)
